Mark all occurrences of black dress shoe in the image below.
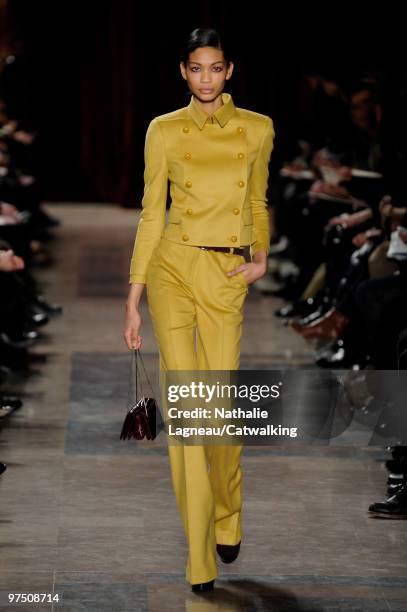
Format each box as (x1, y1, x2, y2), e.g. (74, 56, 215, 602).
(22, 329, 40, 341)
(191, 579, 215, 593)
(25, 308, 49, 327)
(298, 306, 326, 327)
(0, 462, 7, 475)
(34, 296, 63, 315)
(216, 541, 241, 564)
(11, 327, 40, 342)
(368, 482, 407, 518)
(388, 482, 405, 496)
(0, 331, 36, 350)
(1, 395, 23, 410)
(0, 404, 16, 419)
(274, 299, 316, 320)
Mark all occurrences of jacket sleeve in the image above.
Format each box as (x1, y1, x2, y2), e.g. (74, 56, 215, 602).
(249, 116, 275, 258)
(129, 118, 168, 284)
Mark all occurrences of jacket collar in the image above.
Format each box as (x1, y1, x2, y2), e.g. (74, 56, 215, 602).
(187, 92, 236, 130)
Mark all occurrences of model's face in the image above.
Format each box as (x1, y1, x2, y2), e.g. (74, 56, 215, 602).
(180, 46, 233, 102)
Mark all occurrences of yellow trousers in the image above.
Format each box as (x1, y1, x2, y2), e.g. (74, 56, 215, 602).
(146, 236, 249, 584)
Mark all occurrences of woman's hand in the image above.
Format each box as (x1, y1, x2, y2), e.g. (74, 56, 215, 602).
(13, 130, 34, 145)
(310, 180, 351, 198)
(352, 228, 382, 248)
(0, 202, 20, 220)
(123, 306, 142, 350)
(227, 250, 268, 285)
(0, 249, 25, 272)
(124, 283, 145, 349)
(328, 208, 373, 229)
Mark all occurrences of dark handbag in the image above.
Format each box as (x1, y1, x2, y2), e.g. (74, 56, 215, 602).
(120, 349, 159, 441)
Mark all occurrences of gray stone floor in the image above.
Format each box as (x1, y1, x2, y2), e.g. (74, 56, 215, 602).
(0, 203, 406, 611)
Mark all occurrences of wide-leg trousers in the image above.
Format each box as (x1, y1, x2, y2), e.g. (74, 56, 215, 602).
(145, 236, 249, 584)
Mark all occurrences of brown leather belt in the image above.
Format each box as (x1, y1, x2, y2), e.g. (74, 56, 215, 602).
(198, 246, 245, 255)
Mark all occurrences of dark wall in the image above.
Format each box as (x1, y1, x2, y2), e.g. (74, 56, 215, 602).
(3, 1, 399, 205)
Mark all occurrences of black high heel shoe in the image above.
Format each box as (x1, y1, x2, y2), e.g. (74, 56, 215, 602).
(216, 541, 241, 564)
(191, 579, 215, 593)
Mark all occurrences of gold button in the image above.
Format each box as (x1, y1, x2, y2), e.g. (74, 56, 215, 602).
(184, 152, 191, 159)
(182, 234, 189, 241)
(233, 208, 240, 215)
(231, 235, 237, 242)
(186, 208, 193, 215)
(238, 152, 244, 159)
(238, 180, 245, 188)
(185, 180, 192, 188)
(182, 126, 189, 133)
(237, 127, 244, 134)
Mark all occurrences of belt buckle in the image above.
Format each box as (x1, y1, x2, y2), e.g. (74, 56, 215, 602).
(199, 246, 209, 251)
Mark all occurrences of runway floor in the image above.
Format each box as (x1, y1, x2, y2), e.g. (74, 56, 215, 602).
(0, 203, 406, 611)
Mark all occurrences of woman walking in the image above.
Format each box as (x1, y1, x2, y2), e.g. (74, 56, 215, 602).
(124, 27, 274, 592)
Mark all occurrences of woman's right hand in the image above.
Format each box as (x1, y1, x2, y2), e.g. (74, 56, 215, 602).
(123, 307, 142, 350)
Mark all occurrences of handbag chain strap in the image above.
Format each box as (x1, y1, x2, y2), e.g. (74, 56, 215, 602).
(131, 349, 155, 403)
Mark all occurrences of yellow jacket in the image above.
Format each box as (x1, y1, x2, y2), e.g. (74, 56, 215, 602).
(129, 92, 275, 284)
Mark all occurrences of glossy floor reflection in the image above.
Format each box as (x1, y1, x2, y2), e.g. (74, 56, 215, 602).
(0, 204, 406, 612)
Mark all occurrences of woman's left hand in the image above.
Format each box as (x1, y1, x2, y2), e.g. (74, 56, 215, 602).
(227, 251, 268, 285)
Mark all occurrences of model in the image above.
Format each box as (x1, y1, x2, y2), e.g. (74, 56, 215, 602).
(123, 27, 275, 593)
